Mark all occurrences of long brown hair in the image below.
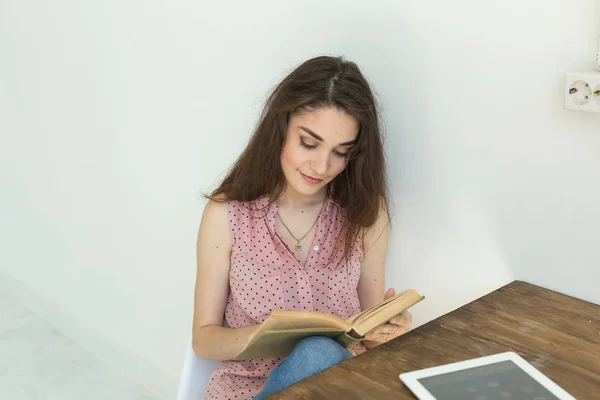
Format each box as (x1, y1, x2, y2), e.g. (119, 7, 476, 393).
(207, 55, 390, 262)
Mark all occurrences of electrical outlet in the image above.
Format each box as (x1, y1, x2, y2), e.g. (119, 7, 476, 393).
(564, 70, 600, 113)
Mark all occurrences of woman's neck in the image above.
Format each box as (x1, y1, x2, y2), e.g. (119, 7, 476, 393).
(277, 187, 328, 210)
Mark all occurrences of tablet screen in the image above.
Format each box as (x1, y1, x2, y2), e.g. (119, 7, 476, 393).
(417, 360, 560, 400)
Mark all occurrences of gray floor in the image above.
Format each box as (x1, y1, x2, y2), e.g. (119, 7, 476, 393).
(0, 293, 159, 400)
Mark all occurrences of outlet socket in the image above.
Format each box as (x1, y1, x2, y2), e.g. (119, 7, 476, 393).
(564, 70, 600, 113)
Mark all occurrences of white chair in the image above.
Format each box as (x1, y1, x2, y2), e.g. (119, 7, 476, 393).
(177, 342, 218, 400)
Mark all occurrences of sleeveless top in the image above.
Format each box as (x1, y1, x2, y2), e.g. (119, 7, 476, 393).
(203, 196, 367, 400)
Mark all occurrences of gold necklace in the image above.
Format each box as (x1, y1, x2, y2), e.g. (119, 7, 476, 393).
(276, 197, 326, 252)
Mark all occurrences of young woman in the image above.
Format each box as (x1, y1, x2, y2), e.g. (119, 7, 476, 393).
(193, 55, 412, 400)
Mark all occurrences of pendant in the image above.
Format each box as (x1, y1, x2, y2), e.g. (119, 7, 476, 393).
(295, 243, 302, 252)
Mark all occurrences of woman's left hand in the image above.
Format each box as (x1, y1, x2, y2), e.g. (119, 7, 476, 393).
(363, 288, 413, 349)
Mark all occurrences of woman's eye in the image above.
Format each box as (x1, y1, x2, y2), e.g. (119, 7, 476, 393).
(300, 139, 348, 157)
(300, 140, 316, 149)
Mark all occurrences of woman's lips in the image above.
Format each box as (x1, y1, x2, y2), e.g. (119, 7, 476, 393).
(300, 172, 323, 185)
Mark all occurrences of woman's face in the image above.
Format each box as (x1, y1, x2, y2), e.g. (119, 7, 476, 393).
(281, 107, 359, 198)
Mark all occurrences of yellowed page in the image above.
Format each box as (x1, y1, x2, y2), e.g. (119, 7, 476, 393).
(346, 291, 400, 326)
(238, 309, 352, 359)
(351, 289, 425, 337)
(256, 309, 350, 335)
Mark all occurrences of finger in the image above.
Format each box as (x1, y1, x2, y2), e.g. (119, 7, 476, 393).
(391, 312, 413, 326)
(370, 324, 408, 342)
(378, 323, 399, 335)
(385, 320, 410, 336)
(368, 324, 395, 338)
(365, 330, 387, 343)
(372, 333, 389, 342)
(367, 314, 412, 342)
(384, 288, 396, 299)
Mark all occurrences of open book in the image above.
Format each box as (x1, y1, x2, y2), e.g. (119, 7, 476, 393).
(234, 289, 424, 360)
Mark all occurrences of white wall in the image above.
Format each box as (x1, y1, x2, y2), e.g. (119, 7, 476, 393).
(1, 0, 598, 397)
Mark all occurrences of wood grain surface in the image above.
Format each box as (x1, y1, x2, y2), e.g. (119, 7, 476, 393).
(268, 280, 600, 399)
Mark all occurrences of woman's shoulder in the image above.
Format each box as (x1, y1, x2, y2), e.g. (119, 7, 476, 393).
(201, 196, 230, 226)
(205, 194, 272, 220)
(197, 196, 233, 252)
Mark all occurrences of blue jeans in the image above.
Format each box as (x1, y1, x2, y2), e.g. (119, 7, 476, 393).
(254, 336, 352, 399)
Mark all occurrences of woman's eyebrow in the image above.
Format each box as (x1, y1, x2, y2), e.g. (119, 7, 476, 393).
(299, 126, 357, 146)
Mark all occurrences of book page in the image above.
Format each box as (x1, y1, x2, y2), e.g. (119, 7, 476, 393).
(350, 289, 424, 337)
(250, 309, 351, 343)
(346, 291, 400, 326)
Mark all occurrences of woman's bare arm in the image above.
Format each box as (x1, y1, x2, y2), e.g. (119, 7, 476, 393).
(191, 199, 260, 360)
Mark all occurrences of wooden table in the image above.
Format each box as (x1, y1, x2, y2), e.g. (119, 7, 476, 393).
(269, 280, 600, 399)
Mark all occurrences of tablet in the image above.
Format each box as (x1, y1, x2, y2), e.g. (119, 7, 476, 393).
(399, 352, 575, 400)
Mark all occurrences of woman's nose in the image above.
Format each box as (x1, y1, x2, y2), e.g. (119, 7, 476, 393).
(311, 151, 329, 176)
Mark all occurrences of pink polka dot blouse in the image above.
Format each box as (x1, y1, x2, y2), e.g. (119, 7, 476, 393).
(203, 195, 367, 400)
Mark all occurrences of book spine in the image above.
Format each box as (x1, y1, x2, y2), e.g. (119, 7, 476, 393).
(336, 332, 364, 348)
